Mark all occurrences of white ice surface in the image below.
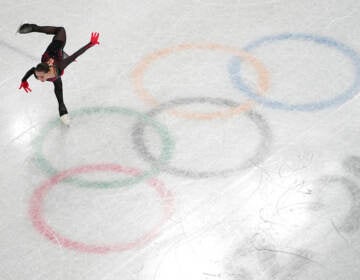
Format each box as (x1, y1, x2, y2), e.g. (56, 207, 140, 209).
(1, 0, 360, 279)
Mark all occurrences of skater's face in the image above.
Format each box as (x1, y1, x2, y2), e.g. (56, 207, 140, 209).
(35, 71, 48, 82)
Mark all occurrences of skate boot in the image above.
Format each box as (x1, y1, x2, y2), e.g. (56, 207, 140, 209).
(60, 114, 70, 126)
(59, 104, 69, 125)
(17, 23, 38, 34)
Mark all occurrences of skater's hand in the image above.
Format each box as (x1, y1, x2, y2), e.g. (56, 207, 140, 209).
(90, 32, 100, 46)
(19, 81, 32, 93)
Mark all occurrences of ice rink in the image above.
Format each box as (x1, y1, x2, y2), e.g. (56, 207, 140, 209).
(1, 0, 360, 279)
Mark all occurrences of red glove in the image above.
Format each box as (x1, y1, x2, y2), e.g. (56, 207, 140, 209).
(19, 81, 32, 93)
(90, 32, 100, 46)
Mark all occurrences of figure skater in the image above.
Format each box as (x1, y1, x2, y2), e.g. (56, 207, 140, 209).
(18, 24, 100, 124)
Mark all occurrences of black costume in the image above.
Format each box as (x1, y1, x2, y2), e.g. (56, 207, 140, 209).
(20, 25, 96, 117)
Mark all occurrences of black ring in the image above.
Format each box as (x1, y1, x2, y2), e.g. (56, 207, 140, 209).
(132, 97, 272, 178)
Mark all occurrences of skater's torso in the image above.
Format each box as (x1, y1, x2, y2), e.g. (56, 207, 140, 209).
(40, 40, 65, 82)
(44, 66, 61, 82)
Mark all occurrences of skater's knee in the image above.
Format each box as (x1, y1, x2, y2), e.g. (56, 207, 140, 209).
(55, 27, 66, 36)
(54, 27, 66, 41)
(57, 26, 65, 33)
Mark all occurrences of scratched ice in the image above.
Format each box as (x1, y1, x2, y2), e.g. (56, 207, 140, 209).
(1, 0, 360, 279)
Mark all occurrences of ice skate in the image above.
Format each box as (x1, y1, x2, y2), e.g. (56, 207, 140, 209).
(17, 23, 37, 34)
(60, 113, 70, 126)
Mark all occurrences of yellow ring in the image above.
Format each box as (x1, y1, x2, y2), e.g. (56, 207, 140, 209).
(132, 43, 270, 120)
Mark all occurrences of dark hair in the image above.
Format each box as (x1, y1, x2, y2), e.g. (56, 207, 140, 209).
(35, 62, 50, 73)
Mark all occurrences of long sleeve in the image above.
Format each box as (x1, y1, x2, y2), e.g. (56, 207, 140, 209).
(22, 67, 36, 82)
(59, 43, 93, 71)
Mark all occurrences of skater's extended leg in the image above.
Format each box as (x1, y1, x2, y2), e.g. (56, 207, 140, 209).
(18, 24, 66, 44)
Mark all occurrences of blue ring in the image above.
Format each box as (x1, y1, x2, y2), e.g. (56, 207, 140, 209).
(229, 33, 360, 111)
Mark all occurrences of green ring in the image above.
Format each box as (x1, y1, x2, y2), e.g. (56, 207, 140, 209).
(33, 106, 174, 188)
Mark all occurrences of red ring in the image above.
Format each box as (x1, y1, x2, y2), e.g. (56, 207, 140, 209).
(29, 164, 174, 254)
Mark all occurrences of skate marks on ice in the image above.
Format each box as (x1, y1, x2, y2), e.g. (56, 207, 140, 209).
(280, 172, 360, 237)
(223, 234, 317, 280)
(229, 33, 360, 111)
(267, 162, 360, 236)
(153, 233, 316, 280)
(223, 175, 360, 279)
(277, 151, 314, 178)
(315, 176, 360, 234)
(132, 98, 272, 178)
(149, 230, 317, 279)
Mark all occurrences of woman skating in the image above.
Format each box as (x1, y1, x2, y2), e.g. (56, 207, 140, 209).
(18, 24, 100, 124)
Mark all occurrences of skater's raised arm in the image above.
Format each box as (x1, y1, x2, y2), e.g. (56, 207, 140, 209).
(59, 32, 100, 71)
(19, 67, 35, 93)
